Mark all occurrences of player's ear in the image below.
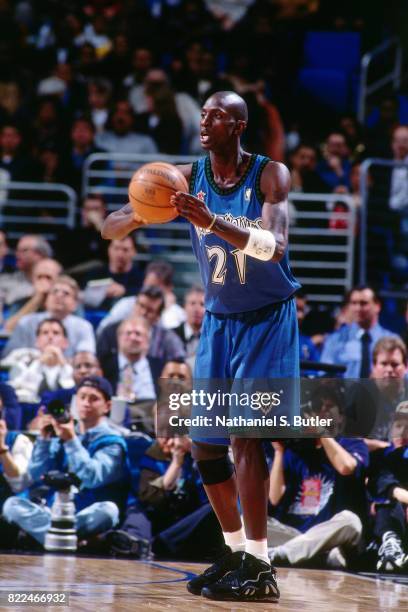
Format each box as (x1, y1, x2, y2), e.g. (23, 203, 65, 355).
(235, 120, 247, 136)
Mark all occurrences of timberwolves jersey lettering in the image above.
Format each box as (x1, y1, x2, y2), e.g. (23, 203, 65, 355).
(189, 154, 300, 314)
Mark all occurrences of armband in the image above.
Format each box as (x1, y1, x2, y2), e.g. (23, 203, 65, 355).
(206, 213, 217, 231)
(242, 228, 276, 261)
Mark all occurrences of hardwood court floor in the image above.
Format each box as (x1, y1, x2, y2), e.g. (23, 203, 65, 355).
(0, 554, 407, 611)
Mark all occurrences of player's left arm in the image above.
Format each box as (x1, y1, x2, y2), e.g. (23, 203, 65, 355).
(258, 161, 290, 263)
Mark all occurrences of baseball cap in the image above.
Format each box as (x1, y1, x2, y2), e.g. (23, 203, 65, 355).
(77, 375, 112, 401)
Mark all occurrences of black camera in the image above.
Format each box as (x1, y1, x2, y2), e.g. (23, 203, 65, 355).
(46, 399, 71, 424)
(43, 470, 81, 491)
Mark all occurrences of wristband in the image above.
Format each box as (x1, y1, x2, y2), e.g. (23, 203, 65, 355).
(242, 228, 276, 261)
(0, 446, 9, 455)
(206, 213, 217, 231)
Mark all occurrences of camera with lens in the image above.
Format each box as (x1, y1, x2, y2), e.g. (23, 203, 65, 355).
(46, 399, 71, 424)
(43, 471, 81, 552)
(43, 470, 80, 491)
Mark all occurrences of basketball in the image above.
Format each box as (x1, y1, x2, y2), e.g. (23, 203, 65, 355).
(128, 162, 188, 224)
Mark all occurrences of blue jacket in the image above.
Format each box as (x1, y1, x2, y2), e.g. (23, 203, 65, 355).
(29, 422, 129, 512)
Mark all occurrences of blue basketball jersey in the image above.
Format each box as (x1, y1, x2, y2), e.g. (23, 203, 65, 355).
(189, 154, 300, 314)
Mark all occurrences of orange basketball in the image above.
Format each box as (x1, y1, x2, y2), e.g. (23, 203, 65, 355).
(128, 162, 188, 224)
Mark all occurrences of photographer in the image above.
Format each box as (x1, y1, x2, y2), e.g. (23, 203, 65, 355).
(0, 415, 32, 547)
(2, 376, 128, 547)
(267, 430, 369, 568)
(106, 433, 222, 560)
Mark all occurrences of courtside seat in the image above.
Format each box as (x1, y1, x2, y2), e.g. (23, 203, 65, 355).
(303, 31, 361, 73)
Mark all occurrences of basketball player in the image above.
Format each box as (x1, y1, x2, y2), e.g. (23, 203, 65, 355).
(101, 91, 300, 602)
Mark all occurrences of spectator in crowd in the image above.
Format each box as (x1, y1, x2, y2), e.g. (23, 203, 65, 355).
(108, 434, 221, 559)
(75, 42, 101, 82)
(87, 78, 112, 134)
(320, 286, 396, 378)
(143, 261, 186, 329)
(2, 318, 75, 403)
(4, 257, 62, 331)
(129, 69, 201, 154)
(98, 261, 186, 331)
(31, 97, 66, 152)
(3, 276, 96, 358)
(37, 144, 63, 185)
(0, 231, 16, 274)
(0, 413, 32, 545)
(267, 434, 369, 568)
(365, 96, 400, 158)
(100, 33, 132, 89)
(56, 194, 108, 269)
(402, 299, 408, 348)
(136, 79, 183, 154)
(60, 116, 103, 194)
(31, 351, 103, 431)
(317, 131, 352, 191)
(123, 47, 155, 94)
(3, 376, 128, 547)
(0, 123, 40, 182)
(173, 286, 204, 369)
(97, 286, 186, 372)
(367, 402, 408, 572)
(388, 125, 408, 213)
(0, 235, 53, 312)
(95, 100, 157, 155)
(289, 144, 328, 193)
(296, 291, 320, 363)
(367, 337, 408, 443)
(82, 235, 144, 310)
(103, 317, 162, 402)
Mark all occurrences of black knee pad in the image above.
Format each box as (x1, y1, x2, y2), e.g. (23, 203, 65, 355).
(197, 455, 234, 485)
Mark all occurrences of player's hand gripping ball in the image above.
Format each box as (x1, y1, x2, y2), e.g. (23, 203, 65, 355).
(128, 162, 188, 224)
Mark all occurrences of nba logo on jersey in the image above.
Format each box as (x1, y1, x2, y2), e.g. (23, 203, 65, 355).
(244, 187, 252, 201)
(196, 191, 206, 201)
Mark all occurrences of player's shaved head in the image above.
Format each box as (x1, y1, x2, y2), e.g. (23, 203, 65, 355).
(204, 91, 248, 123)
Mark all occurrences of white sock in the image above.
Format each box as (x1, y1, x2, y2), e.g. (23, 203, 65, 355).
(223, 527, 246, 552)
(246, 539, 269, 564)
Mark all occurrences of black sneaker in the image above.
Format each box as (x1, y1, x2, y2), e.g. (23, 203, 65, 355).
(377, 531, 407, 572)
(201, 552, 280, 602)
(186, 547, 244, 596)
(104, 530, 151, 559)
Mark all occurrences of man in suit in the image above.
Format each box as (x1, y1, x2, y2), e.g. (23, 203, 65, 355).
(173, 285, 205, 370)
(320, 286, 396, 378)
(103, 316, 163, 400)
(97, 286, 185, 373)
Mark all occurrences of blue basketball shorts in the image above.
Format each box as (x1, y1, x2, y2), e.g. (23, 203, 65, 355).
(192, 298, 300, 444)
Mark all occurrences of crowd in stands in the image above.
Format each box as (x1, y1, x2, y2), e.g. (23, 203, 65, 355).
(0, 1, 407, 292)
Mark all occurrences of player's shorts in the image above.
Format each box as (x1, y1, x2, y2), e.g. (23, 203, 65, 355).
(192, 297, 299, 444)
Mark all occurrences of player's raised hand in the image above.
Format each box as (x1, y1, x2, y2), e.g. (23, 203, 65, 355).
(171, 192, 214, 228)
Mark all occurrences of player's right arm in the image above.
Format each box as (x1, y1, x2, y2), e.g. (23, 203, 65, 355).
(101, 203, 147, 240)
(101, 164, 192, 240)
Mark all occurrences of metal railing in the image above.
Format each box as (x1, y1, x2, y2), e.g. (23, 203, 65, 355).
(357, 37, 402, 123)
(288, 192, 355, 303)
(82, 152, 196, 202)
(0, 181, 77, 241)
